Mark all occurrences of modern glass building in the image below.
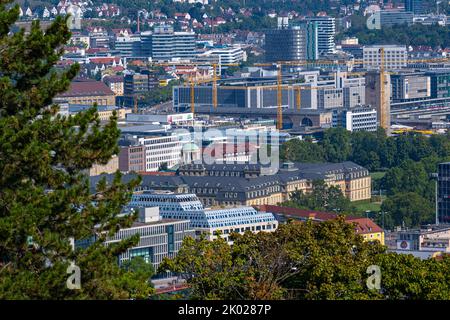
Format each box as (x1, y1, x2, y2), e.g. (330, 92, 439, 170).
(151, 25, 196, 61)
(405, 0, 426, 14)
(438, 162, 450, 224)
(77, 207, 194, 272)
(304, 16, 335, 56)
(264, 21, 318, 62)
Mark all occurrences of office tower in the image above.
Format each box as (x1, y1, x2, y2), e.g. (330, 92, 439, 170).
(114, 34, 141, 58)
(438, 162, 450, 224)
(151, 25, 196, 61)
(140, 31, 153, 58)
(405, 0, 426, 14)
(264, 21, 318, 62)
(305, 16, 336, 56)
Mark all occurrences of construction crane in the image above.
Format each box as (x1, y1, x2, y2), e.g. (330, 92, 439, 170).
(254, 60, 350, 129)
(178, 62, 238, 113)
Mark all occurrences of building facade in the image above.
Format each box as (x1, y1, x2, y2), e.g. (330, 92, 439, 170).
(438, 162, 450, 224)
(363, 45, 407, 71)
(333, 106, 378, 132)
(366, 10, 414, 30)
(427, 70, 450, 99)
(391, 72, 431, 102)
(365, 71, 391, 130)
(104, 207, 194, 271)
(150, 25, 196, 61)
(129, 191, 278, 242)
(119, 135, 183, 172)
(305, 16, 336, 56)
(405, 0, 426, 14)
(265, 22, 318, 62)
(55, 79, 116, 106)
(119, 145, 146, 172)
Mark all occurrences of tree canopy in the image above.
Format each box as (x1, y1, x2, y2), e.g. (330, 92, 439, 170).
(0, 1, 152, 299)
(160, 218, 450, 300)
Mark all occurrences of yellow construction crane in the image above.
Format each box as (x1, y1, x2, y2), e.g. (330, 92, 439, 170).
(179, 62, 239, 113)
(277, 63, 283, 129)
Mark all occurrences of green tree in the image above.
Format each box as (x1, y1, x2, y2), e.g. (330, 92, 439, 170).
(0, 2, 150, 299)
(280, 139, 325, 163)
(283, 180, 353, 214)
(374, 253, 450, 299)
(321, 127, 352, 163)
(161, 218, 386, 300)
(381, 192, 434, 228)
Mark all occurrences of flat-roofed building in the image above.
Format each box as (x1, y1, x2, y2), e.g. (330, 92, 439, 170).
(391, 72, 431, 102)
(363, 45, 407, 70)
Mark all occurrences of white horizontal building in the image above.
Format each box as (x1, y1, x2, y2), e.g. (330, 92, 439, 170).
(129, 191, 278, 243)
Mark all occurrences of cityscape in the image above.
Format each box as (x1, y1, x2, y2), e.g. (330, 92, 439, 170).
(1, 0, 450, 304)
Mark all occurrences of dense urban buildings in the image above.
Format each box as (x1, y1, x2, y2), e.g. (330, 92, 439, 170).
(8, 0, 450, 301)
(258, 205, 385, 245)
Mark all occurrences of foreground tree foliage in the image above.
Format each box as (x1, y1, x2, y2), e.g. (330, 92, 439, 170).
(161, 219, 450, 300)
(0, 2, 152, 299)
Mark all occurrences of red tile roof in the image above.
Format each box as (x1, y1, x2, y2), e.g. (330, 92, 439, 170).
(89, 57, 121, 65)
(258, 205, 383, 234)
(58, 80, 115, 98)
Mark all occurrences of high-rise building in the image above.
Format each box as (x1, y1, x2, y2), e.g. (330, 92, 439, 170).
(114, 34, 141, 58)
(151, 25, 196, 61)
(438, 162, 450, 224)
(405, 0, 426, 14)
(264, 21, 318, 62)
(365, 71, 391, 130)
(305, 16, 336, 56)
(140, 31, 153, 58)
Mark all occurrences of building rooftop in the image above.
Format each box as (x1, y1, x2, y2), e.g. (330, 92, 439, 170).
(258, 205, 383, 234)
(57, 79, 115, 98)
